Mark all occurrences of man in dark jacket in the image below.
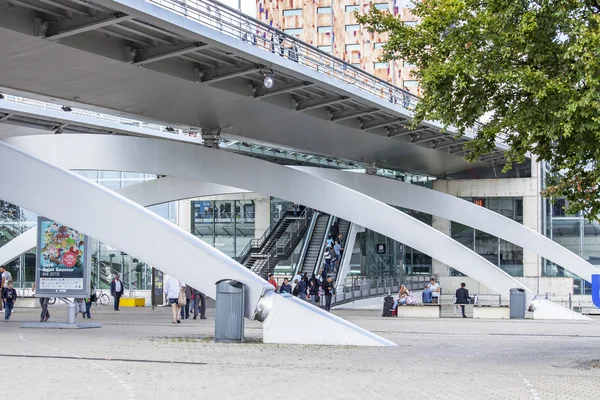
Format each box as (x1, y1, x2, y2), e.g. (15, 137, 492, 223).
(110, 274, 124, 311)
(455, 282, 470, 318)
(279, 278, 292, 294)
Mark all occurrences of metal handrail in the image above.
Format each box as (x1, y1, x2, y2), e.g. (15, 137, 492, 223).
(236, 202, 292, 262)
(256, 208, 313, 277)
(148, 0, 420, 109)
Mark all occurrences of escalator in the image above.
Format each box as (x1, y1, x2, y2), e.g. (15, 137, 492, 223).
(295, 213, 333, 277)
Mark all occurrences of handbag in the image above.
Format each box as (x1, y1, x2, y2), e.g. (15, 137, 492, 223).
(177, 289, 186, 306)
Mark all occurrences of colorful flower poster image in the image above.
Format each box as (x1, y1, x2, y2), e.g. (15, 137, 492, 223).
(37, 218, 88, 293)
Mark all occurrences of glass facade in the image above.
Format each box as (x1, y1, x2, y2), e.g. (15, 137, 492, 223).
(191, 200, 255, 258)
(543, 196, 600, 294)
(451, 197, 524, 277)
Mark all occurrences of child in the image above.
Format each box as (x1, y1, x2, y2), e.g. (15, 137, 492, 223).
(3, 280, 17, 321)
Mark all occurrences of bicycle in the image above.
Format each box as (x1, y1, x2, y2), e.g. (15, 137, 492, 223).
(93, 289, 109, 306)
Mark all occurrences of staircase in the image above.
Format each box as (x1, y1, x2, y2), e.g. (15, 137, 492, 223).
(297, 212, 331, 276)
(238, 206, 313, 278)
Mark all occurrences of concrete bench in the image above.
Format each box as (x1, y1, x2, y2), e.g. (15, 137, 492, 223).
(472, 305, 510, 319)
(395, 304, 441, 318)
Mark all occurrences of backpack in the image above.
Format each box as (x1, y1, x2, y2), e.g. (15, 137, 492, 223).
(292, 285, 299, 296)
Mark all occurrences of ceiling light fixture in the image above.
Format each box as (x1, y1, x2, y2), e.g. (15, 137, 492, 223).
(165, 127, 175, 132)
(0, 94, 4, 100)
(61, 106, 72, 112)
(262, 69, 275, 89)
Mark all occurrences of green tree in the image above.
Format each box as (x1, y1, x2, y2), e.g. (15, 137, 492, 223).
(357, 1, 600, 219)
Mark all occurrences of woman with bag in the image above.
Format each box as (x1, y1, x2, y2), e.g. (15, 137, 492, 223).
(164, 276, 185, 324)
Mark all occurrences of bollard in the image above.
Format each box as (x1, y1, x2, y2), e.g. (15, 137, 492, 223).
(67, 302, 77, 324)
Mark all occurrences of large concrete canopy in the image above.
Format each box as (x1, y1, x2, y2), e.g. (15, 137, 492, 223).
(0, 0, 511, 176)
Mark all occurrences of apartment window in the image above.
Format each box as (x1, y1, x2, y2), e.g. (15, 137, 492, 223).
(346, 44, 361, 51)
(345, 24, 360, 32)
(374, 42, 386, 49)
(318, 45, 333, 53)
(403, 60, 415, 67)
(403, 80, 418, 87)
(317, 26, 332, 33)
(317, 7, 332, 14)
(374, 3, 388, 10)
(283, 28, 303, 36)
(374, 62, 388, 69)
(283, 9, 303, 17)
(345, 5, 360, 12)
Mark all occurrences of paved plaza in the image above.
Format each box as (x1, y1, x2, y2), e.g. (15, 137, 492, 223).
(1, 305, 599, 400)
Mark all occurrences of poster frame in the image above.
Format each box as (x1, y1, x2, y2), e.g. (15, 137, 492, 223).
(35, 217, 91, 298)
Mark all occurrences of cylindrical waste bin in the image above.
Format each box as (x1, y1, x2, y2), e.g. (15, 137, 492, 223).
(67, 302, 77, 324)
(509, 288, 526, 319)
(215, 280, 245, 343)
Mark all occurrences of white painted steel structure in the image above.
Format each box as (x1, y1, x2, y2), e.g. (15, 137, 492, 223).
(296, 167, 600, 285)
(0, 140, 395, 346)
(3, 134, 532, 300)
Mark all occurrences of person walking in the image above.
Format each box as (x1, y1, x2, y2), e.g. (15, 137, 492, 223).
(164, 276, 184, 324)
(1, 266, 12, 311)
(39, 297, 51, 322)
(323, 276, 335, 312)
(83, 283, 94, 319)
(191, 287, 207, 320)
(180, 284, 192, 320)
(110, 274, 124, 311)
(3, 280, 17, 321)
(298, 277, 307, 301)
(455, 282, 470, 318)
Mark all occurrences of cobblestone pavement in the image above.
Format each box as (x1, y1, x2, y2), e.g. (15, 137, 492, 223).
(1, 306, 599, 400)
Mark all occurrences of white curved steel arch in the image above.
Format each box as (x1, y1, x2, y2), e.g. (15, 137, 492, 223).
(3, 134, 531, 299)
(0, 177, 247, 267)
(0, 140, 396, 346)
(296, 167, 600, 283)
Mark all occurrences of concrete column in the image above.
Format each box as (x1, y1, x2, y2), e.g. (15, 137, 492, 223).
(523, 158, 542, 279)
(178, 200, 192, 233)
(431, 216, 451, 277)
(254, 197, 271, 238)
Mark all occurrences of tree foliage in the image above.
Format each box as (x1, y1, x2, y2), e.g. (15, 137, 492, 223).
(357, 0, 600, 219)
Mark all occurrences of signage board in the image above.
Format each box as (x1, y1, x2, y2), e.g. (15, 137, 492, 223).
(35, 217, 90, 298)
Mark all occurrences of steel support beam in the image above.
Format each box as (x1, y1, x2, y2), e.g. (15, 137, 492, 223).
(432, 140, 463, 150)
(0, 114, 13, 122)
(361, 119, 405, 131)
(411, 132, 447, 144)
(38, 0, 94, 16)
(135, 44, 207, 66)
(205, 67, 260, 83)
(331, 109, 378, 122)
(297, 97, 349, 112)
(255, 83, 313, 99)
(46, 15, 135, 41)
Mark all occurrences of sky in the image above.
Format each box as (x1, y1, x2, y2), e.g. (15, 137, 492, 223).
(219, 0, 254, 16)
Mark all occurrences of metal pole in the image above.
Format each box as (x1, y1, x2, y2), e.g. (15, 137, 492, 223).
(151, 267, 155, 311)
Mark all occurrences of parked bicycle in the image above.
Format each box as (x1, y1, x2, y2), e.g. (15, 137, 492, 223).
(93, 289, 109, 306)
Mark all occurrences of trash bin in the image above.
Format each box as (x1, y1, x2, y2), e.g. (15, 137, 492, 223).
(510, 288, 526, 319)
(215, 280, 245, 343)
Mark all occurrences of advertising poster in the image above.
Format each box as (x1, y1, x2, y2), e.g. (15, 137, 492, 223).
(35, 217, 90, 298)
